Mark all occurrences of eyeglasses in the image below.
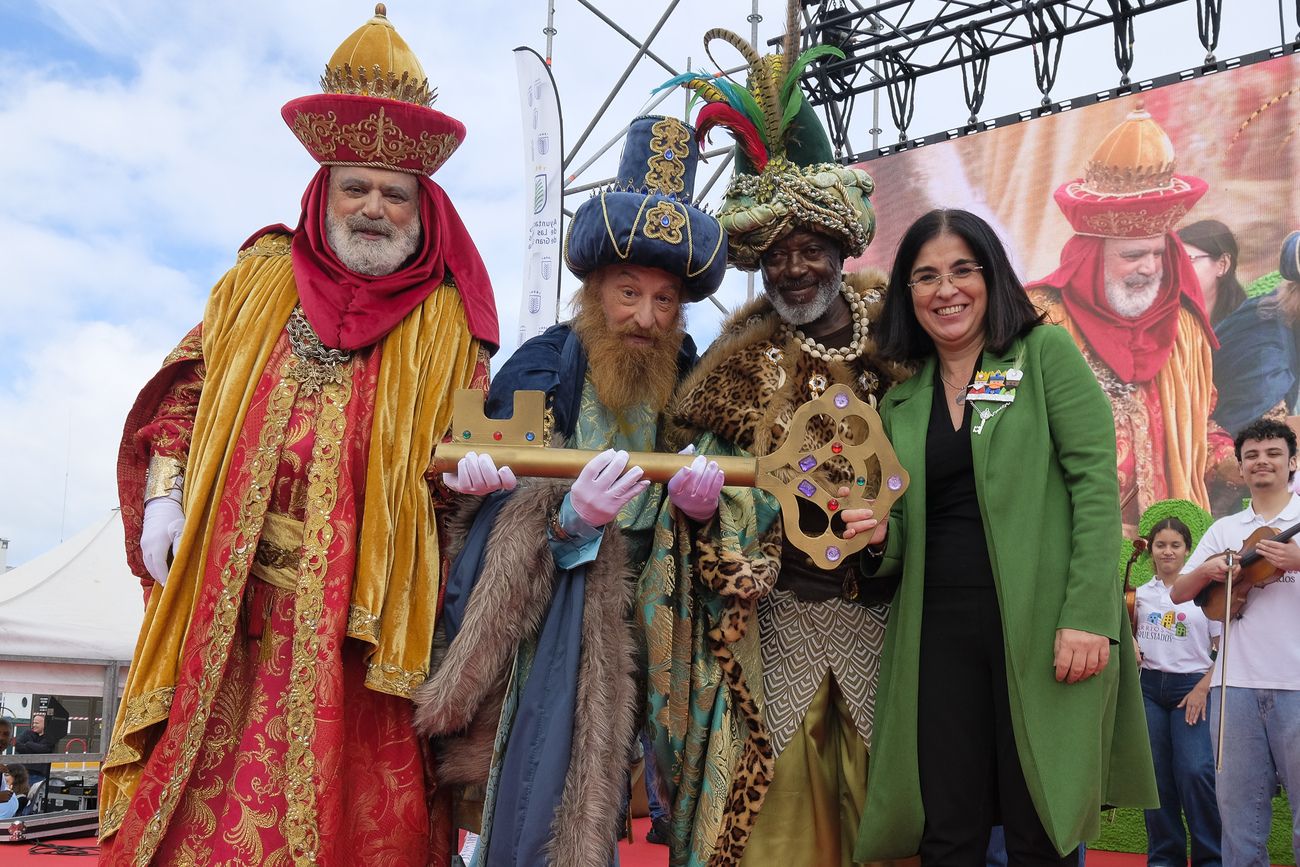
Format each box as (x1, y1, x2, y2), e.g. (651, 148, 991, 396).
(1186, 253, 1213, 263)
(908, 264, 984, 294)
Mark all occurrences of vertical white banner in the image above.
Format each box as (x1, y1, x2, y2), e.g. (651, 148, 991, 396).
(514, 47, 564, 346)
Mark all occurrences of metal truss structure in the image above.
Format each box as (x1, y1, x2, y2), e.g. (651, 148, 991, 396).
(544, 1, 1292, 305)
(784, 0, 1297, 162)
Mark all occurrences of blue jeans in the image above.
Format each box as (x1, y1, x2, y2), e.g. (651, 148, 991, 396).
(1208, 686, 1300, 867)
(1141, 669, 1221, 866)
(640, 730, 667, 823)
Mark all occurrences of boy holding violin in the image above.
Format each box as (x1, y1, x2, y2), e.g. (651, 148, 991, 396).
(1172, 417, 1300, 866)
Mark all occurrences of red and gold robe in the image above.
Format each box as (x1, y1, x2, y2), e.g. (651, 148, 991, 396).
(100, 232, 488, 866)
(1029, 288, 1234, 526)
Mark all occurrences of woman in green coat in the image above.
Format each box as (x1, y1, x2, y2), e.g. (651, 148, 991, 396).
(851, 210, 1156, 864)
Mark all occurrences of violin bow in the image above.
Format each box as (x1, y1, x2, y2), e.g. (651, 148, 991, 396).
(1216, 548, 1236, 772)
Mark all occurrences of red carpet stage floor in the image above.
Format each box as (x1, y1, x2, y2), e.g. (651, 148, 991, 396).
(0, 826, 1285, 865)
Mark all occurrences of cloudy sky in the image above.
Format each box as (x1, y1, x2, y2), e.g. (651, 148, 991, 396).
(0, 0, 1282, 566)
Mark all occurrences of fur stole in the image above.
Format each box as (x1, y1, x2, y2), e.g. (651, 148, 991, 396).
(413, 479, 638, 867)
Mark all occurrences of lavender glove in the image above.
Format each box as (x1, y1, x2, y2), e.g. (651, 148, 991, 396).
(141, 489, 185, 585)
(568, 449, 649, 528)
(442, 451, 518, 496)
(667, 446, 725, 522)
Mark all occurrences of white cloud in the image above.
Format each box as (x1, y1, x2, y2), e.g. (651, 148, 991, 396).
(0, 0, 1276, 564)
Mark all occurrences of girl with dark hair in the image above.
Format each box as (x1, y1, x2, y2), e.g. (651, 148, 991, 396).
(1177, 219, 1246, 326)
(855, 209, 1155, 865)
(1133, 514, 1222, 867)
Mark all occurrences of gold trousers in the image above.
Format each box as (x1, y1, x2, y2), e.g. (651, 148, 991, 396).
(742, 671, 918, 867)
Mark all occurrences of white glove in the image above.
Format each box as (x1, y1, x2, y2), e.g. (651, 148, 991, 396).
(441, 451, 518, 495)
(568, 449, 649, 528)
(141, 490, 185, 586)
(667, 445, 725, 522)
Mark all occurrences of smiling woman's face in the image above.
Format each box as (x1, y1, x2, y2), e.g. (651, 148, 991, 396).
(909, 231, 987, 356)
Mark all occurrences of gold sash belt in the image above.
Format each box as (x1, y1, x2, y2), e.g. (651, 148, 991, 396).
(252, 510, 304, 591)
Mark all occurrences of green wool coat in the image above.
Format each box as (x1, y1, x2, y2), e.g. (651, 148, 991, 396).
(854, 324, 1157, 861)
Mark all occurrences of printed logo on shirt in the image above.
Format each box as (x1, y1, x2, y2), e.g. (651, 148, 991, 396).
(1137, 609, 1189, 642)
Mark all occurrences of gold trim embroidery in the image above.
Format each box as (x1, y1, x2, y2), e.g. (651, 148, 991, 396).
(644, 201, 686, 245)
(321, 62, 436, 107)
(1078, 203, 1191, 238)
(102, 687, 175, 768)
(348, 605, 382, 644)
(236, 233, 293, 263)
(162, 334, 204, 368)
(101, 800, 129, 838)
(645, 117, 689, 195)
(145, 456, 185, 502)
(364, 660, 428, 698)
(131, 358, 299, 867)
(283, 366, 352, 866)
(290, 106, 460, 175)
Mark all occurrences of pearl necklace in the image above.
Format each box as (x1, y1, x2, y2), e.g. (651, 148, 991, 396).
(785, 282, 870, 363)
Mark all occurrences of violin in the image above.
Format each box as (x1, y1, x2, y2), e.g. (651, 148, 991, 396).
(1197, 520, 1300, 621)
(1123, 538, 1148, 636)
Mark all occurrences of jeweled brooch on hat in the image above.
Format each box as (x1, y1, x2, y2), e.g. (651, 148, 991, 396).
(564, 115, 727, 302)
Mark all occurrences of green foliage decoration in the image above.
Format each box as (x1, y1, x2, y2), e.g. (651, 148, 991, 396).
(1118, 498, 1213, 589)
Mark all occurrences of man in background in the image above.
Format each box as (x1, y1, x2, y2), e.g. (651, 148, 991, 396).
(1028, 107, 1236, 528)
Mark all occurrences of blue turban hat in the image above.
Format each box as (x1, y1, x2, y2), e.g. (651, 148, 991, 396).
(564, 115, 727, 302)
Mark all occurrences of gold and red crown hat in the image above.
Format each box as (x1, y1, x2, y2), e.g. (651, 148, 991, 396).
(282, 4, 465, 177)
(1054, 106, 1206, 239)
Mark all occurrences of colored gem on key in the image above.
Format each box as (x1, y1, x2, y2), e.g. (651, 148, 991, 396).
(831, 442, 843, 454)
(799, 455, 817, 472)
(797, 480, 817, 498)
(856, 476, 866, 486)
(826, 545, 842, 562)
(462, 430, 471, 439)
(493, 431, 503, 441)
(887, 474, 903, 491)
(525, 432, 536, 442)
(828, 499, 840, 511)
(834, 392, 850, 409)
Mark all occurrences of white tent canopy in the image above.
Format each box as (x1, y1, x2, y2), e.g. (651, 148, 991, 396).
(0, 510, 143, 696)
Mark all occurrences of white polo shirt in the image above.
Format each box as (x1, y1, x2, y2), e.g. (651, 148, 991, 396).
(1134, 577, 1220, 674)
(1183, 493, 1300, 690)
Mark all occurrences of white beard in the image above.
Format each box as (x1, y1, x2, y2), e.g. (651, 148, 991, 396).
(1104, 273, 1161, 319)
(326, 211, 421, 276)
(762, 273, 841, 325)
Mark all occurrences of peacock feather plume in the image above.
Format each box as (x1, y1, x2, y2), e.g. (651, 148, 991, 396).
(657, 2, 843, 166)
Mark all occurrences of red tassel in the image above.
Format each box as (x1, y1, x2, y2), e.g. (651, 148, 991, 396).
(695, 103, 769, 172)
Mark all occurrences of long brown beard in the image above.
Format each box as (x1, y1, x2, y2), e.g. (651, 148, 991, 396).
(571, 286, 685, 414)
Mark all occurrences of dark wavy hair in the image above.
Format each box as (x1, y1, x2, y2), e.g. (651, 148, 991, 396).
(1145, 516, 1193, 551)
(877, 209, 1043, 363)
(1234, 417, 1298, 481)
(1176, 219, 1245, 326)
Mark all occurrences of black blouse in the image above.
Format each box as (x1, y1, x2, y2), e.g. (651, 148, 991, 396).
(923, 364, 996, 588)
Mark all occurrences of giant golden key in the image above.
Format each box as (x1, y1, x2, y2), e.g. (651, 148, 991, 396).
(434, 385, 909, 569)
